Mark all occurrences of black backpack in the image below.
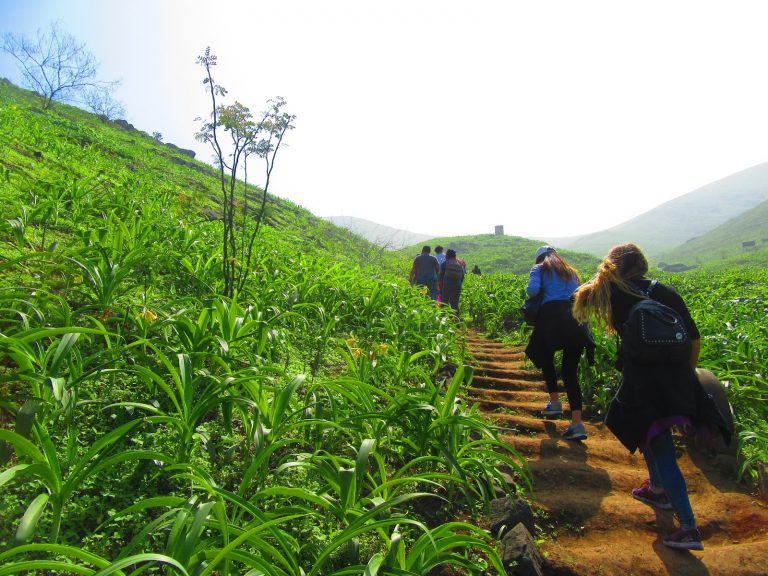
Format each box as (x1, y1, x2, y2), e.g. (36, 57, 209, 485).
(620, 280, 692, 365)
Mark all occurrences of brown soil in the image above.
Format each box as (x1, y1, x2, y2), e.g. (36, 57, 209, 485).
(464, 330, 768, 576)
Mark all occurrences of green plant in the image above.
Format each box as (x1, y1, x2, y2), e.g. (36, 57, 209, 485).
(0, 416, 165, 544)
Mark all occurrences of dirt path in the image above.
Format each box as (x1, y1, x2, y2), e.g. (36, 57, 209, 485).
(464, 330, 768, 576)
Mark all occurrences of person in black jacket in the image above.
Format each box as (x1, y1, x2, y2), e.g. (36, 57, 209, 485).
(572, 243, 730, 552)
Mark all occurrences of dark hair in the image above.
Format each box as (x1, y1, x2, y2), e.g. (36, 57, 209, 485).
(540, 250, 579, 283)
(434, 245, 444, 253)
(421, 245, 431, 253)
(446, 249, 457, 259)
(608, 243, 648, 280)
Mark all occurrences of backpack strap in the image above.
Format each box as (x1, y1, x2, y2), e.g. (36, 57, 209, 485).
(629, 279, 658, 299)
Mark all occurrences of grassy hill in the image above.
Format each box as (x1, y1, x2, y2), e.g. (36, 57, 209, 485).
(655, 197, 768, 270)
(400, 234, 602, 277)
(1, 77, 533, 572)
(0, 79, 404, 274)
(563, 161, 768, 259)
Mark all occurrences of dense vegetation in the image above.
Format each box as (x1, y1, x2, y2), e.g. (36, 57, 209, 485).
(0, 82, 530, 574)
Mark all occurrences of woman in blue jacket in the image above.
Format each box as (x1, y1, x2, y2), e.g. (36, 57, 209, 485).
(524, 246, 594, 441)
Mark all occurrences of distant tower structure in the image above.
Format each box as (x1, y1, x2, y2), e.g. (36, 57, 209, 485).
(494, 225, 504, 236)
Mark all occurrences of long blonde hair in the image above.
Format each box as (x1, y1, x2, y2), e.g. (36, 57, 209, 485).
(572, 243, 649, 334)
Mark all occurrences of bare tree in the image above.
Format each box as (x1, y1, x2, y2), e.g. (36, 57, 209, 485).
(83, 84, 126, 120)
(2, 21, 115, 109)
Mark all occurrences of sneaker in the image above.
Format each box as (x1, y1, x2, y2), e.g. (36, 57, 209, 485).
(631, 479, 673, 510)
(563, 422, 587, 441)
(541, 400, 563, 416)
(663, 526, 704, 550)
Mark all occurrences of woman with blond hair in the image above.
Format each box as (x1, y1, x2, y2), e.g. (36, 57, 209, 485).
(524, 246, 594, 441)
(572, 243, 730, 551)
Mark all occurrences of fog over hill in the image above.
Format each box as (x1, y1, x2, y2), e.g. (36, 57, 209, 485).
(550, 161, 768, 258)
(655, 196, 768, 267)
(328, 161, 768, 262)
(323, 216, 435, 250)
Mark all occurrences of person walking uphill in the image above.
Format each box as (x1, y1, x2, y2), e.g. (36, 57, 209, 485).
(409, 245, 440, 300)
(572, 243, 731, 551)
(439, 249, 465, 313)
(524, 246, 594, 441)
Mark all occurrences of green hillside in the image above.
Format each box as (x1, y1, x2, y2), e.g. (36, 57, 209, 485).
(400, 234, 603, 277)
(655, 198, 768, 270)
(1, 79, 536, 571)
(0, 79, 404, 274)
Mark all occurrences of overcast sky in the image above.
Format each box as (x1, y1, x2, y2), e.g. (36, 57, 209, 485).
(2, 1, 768, 239)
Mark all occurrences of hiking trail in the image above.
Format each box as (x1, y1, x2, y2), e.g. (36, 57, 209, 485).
(464, 330, 768, 576)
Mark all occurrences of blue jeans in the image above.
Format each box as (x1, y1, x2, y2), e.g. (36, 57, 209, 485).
(643, 428, 696, 528)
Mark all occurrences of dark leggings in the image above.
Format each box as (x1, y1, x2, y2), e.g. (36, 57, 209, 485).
(541, 346, 583, 412)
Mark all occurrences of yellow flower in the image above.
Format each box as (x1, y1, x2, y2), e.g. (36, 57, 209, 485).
(378, 343, 390, 354)
(140, 308, 158, 322)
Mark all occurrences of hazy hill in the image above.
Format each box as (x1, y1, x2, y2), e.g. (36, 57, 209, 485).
(656, 197, 768, 269)
(400, 234, 602, 276)
(324, 216, 434, 250)
(561, 162, 768, 258)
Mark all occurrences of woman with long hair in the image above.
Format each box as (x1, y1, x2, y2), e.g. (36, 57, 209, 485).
(524, 246, 594, 441)
(572, 243, 730, 551)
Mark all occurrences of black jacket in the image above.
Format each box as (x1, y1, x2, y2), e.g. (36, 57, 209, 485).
(525, 300, 595, 369)
(604, 279, 731, 453)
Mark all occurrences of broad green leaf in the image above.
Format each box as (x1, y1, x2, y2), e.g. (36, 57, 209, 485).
(14, 493, 49, 545)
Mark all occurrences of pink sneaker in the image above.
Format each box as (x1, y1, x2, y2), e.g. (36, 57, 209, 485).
(631, 479, 672, 510)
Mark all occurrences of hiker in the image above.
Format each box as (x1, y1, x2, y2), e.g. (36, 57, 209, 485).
(572, 243, 731, 551)
(439, 248, 465, 313)
(409, 245, 439, 300)
(434, 245, 446, 266)
(471, 264, 481, 275)
(524, 246, 594, 441)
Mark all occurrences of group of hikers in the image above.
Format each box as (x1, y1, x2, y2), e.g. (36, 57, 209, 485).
(408, 244, 480, 313)
(411, 241, 732, 552)
(525, 243, 732, 552)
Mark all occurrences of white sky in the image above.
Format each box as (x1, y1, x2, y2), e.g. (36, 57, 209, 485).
(2, 1, 768, 238)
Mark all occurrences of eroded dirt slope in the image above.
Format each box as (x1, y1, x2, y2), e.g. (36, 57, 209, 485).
(465, 331, 768, 576)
